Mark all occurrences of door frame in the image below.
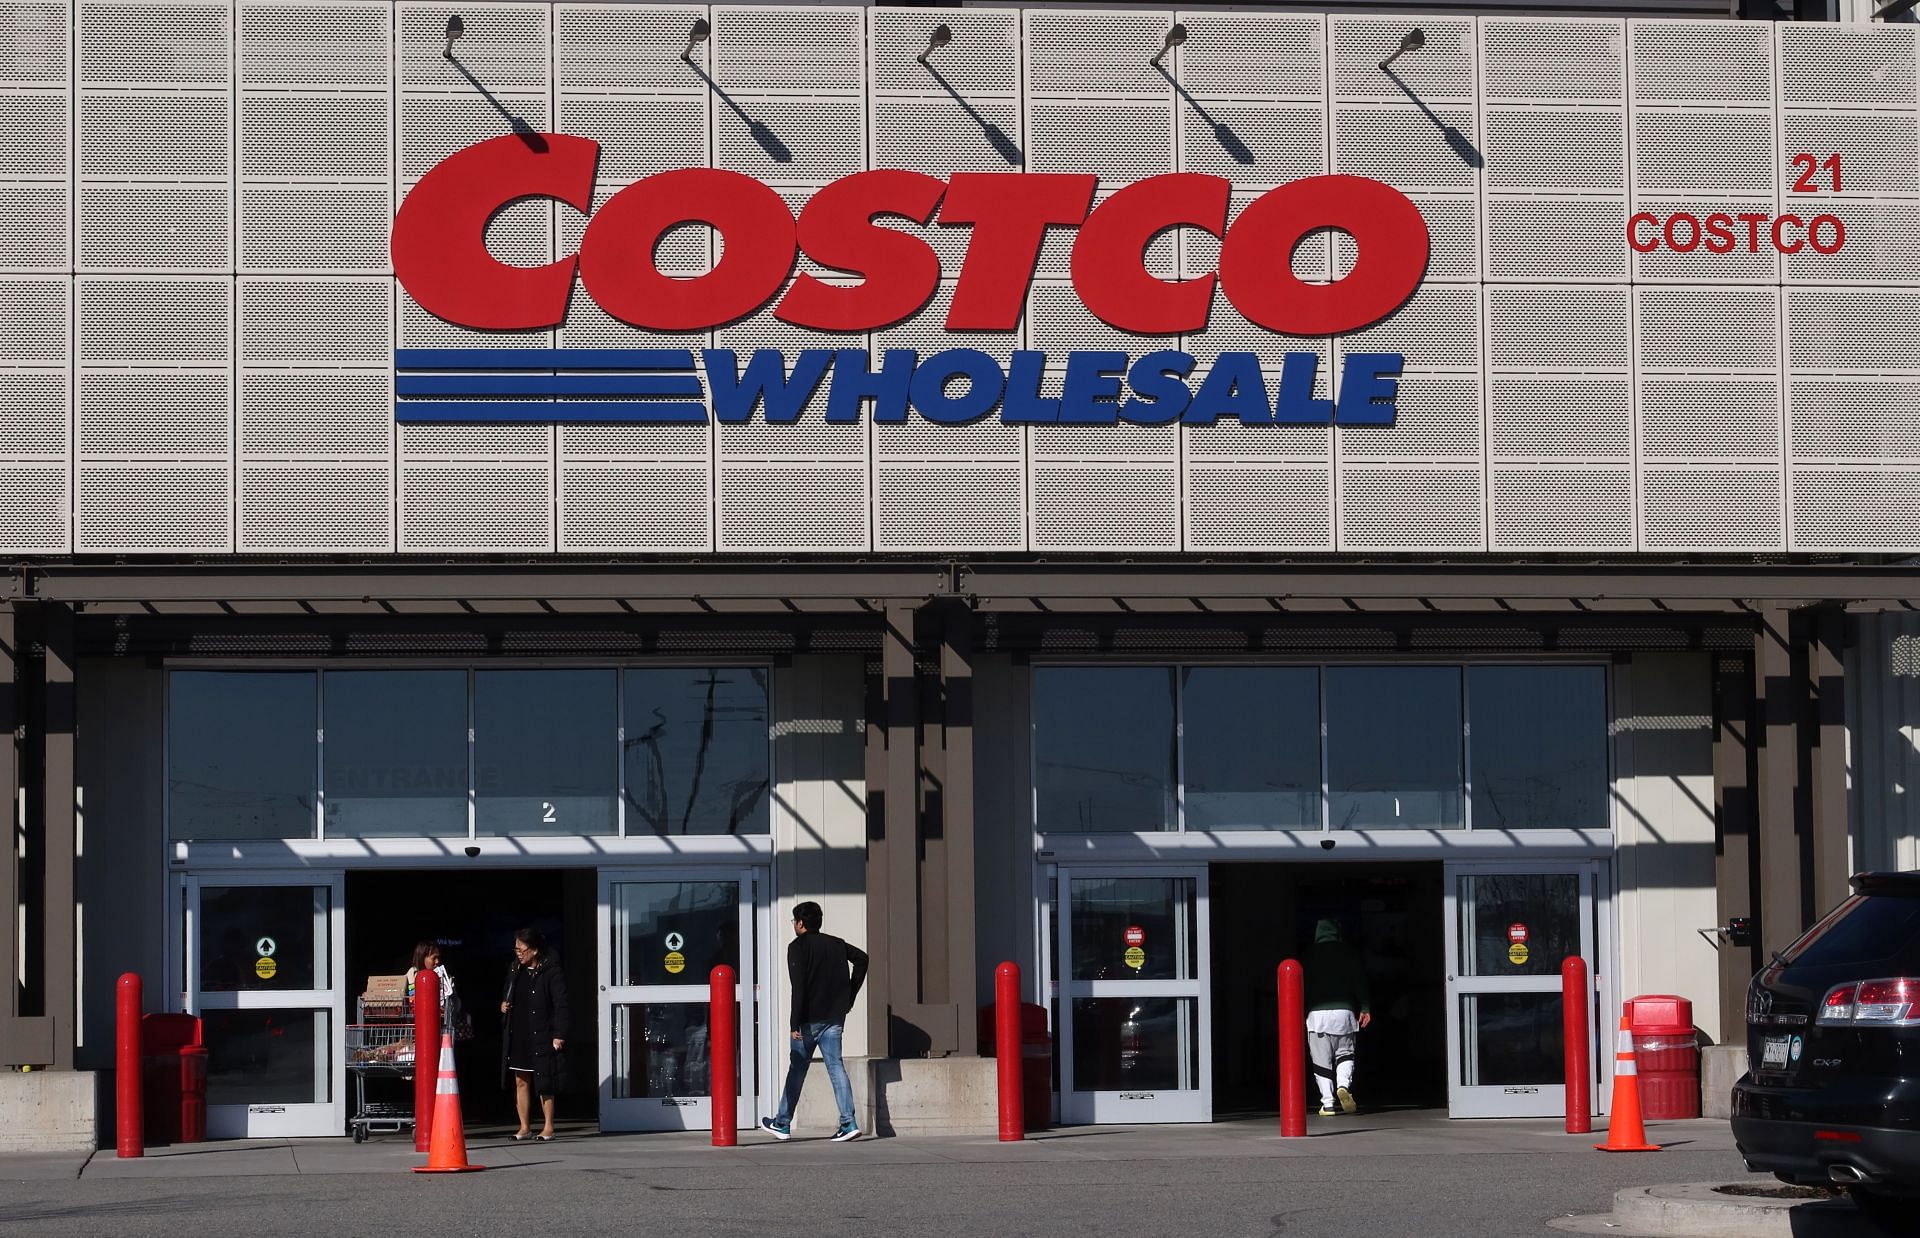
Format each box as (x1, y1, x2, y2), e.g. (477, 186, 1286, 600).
(180, 870, 347, 1139)
(1442, 859, 1607, 1119)
(596, 866, 762, 1133)
(1055, 864, 1212, 1125)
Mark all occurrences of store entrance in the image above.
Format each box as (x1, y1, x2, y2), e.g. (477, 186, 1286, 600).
(1210, 862, 1447, 1117)
(344, 869, 598, 1127)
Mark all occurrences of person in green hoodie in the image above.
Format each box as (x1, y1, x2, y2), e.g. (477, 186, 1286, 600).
(1303, 918, 1371, 1116)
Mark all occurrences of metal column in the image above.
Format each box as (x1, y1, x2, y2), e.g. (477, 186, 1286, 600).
(39, 601, 76, 1070)
(1754, 607, 1806, 959)
(1808, 607, 1851, 914)
(939, 607, 977, 1053)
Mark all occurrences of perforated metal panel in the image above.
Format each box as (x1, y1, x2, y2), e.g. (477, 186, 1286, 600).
(1338, 466, 1482, 551)
(1791, 380, 1920, 463)
(1483, 197, 1626, 282)
(77, 371, 230, 454)
(400, 464, 553, 552)
(1633, 111, 1774, 195)
(240, 2, 389, 89)
(1186, 465, 1331, 551)
(717, 463, 868, 551)
(76, 465, 231, 552)
(242, 371, 391, 455)
(1025, 10, 1176, 98)
(1173, 13, 1322, 101)
(1643, 378, 1781, 461)
(1485, 287, 1630, 371)
(1490, 467, 1633, 551)
(1029, 102, 1173, 179)
(1793, 469, 1920, 552)
(1482, 19, 1623, 103)
(1637, 287, 1778, 371)
(12, 10, 1920, 557)
(1631, 21, 1772, 105)
(239, 464, 391, 550)
(1331, 17, 1474, 102)
(874, 467, 1024, 552)
(0, 465, 69, 551)
(1487, 379, 1631, 460)
(555, 4, 715, 94)
(558, 464, 712, 552)
(1030, 464, 1178, 552)
(872, 10, 1017, 97)
(1779, 25, 1917, 110)
(0, 2, 70, 85)
(1643, 468, 1783, 551)
(1484, 110, 1624, 192)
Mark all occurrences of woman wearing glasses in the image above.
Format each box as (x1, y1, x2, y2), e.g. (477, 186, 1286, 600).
(499, 927, 569, 1141)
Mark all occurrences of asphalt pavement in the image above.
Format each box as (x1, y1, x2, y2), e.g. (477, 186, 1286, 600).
(0, 1112, 1872, 1238)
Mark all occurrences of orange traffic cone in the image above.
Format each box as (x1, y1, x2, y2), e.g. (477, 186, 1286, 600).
(413, 1039, 485, 1173)
(1594, 1015, 1661, 1153)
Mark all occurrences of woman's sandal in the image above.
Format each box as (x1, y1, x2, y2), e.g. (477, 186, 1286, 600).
(511, 1131, 532, 1142)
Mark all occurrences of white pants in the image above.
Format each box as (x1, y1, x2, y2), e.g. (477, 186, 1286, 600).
(1308, 1031, 1356, 1107)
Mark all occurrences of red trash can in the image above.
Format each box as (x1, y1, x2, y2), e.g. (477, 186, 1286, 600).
(141, 1013, 206, 1145)
(1625, 995, 1699, 1120)
(979, 1002, 1052, 1131)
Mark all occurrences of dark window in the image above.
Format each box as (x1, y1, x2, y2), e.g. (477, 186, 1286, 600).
(323, 670, 467, 837)
(1326, 666, 1464, 829)
(1182, 666, 1321, 829)
(1034, 667, 1176, 833)
(622, 668, 770, 836)
(168, 671, 317, 840)
(1782, 894, 1920, 971)
(1469, 666, 1608, 830)
(475, 669, 617, 836)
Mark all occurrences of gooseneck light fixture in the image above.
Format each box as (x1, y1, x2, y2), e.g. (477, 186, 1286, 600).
(917, 24, 952, 65)
(442, 13, 463, 59)
(682, 17, 710, 62)
(1379, 28, 1425, 71)
(1150, 23, 1187, 69)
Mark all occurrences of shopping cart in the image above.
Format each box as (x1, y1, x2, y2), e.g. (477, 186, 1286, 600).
(347, 987, 418, 1143)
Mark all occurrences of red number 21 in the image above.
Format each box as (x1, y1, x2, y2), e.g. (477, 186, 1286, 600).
(1791, 153, 1841, 193)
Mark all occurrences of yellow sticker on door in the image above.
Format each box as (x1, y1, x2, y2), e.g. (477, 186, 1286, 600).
(664, 951, 687, 975)
(1507, 942, 1530, 967)
(255, 955, 278, 980)
(1123, 946, 1145, 971)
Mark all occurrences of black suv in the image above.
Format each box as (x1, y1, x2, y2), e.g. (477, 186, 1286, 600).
(1732, 872, 1920, 1226)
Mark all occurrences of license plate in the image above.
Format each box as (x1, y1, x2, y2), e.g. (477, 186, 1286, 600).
(1762, 1034, 1792, 1069)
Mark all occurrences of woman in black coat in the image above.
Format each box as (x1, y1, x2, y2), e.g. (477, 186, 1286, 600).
(499, 927, 569, 1141)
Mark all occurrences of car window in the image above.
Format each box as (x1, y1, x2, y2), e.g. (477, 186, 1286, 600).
(1780, 894, 1920, 970)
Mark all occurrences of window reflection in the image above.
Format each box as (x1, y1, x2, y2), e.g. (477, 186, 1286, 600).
(1326, 666, 1464, 829)
(1182, 667, 1320, 829)
(475, 670, 617, 836)
(623, 669, 770, 836)
(323, 670, 468, 837)
(168, 671, 317, 840)
(1469, 667, 1608, 830)
(1034, 667, 1176, 833)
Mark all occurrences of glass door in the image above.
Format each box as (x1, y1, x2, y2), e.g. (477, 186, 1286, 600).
(1057, 867, 1210, 1124)
(598, 869, 758, 1132)
(1444, 861, 1600, 1118)
(185, 873, 346, 1138)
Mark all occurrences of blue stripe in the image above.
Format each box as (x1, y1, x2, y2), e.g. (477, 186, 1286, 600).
(397, 374, 706, 398)
(396, 401, 709, 424)
(394, 348, 697, 371)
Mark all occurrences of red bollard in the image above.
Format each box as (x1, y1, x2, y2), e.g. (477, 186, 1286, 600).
(995, 962, 1024, 1141)
(1563, 956, 1592, 1135)
(711, 964, 737, 1147)
(1277, 960, 1306, 1138)
(116, 973, 143, 1158)
(413, 968, 439, 1152)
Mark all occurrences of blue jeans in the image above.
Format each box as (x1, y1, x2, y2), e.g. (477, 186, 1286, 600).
(773, 1021, 854, 1128)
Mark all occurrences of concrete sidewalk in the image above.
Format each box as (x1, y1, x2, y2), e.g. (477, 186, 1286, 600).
(0, 1110, 1741, 1181)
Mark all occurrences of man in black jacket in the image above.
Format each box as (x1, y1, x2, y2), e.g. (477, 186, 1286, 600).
(760, 901, 868, 1142)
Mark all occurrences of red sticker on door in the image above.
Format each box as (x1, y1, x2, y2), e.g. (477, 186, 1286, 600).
(1124, 925, 1145, 947)
(1508, 923, 1528, 944)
